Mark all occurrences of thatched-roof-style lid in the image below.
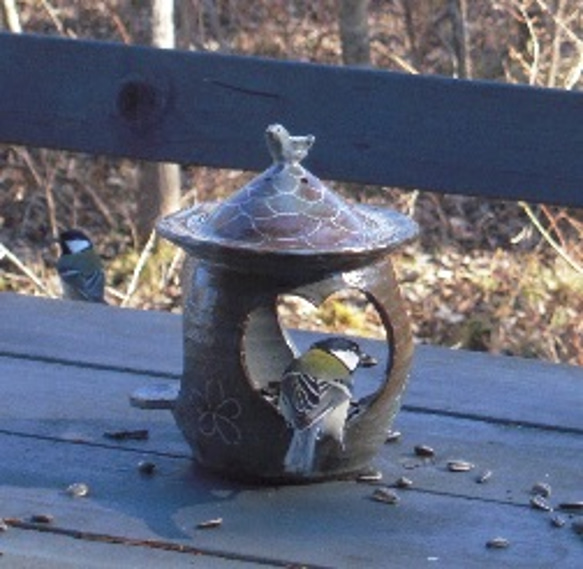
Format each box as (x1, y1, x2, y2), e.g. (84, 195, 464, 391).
(157, 124, 418, 276)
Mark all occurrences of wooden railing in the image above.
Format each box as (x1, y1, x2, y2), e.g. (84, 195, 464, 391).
(0, 31, 582, 208)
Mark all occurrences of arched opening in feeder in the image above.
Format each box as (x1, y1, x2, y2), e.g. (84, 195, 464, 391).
(277, 290, 390, 413)
(240, 288, 391, 420)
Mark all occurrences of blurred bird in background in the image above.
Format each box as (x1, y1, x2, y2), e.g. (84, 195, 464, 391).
(279, 337, 377, 474)
(56, 229, 106, 303)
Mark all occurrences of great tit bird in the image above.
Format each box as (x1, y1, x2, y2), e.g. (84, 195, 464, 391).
(56, 229, 106, 303)
(279, 337, 377, 475)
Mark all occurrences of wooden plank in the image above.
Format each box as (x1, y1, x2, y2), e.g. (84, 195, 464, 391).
(383, 411, 583, 504)
(0, 350, 580, 505)
(0, 32, 582, 206)
(0, 293, 182, 378)
(0, 356, 188, 457)
(1, 427, 581, 568)
(1, 294, 581, 432)
(0, 308, 580, 567)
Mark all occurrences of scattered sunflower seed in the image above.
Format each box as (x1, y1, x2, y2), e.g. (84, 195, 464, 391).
(103, 429, 149, 441)
(572, 519, 583, 535)
(476, 470, 493, 484)
(196, 517, 223, 530)
(531, 482, 552, 498)
(414, 445, 435, 458)
(357, 470, 383, 483)
(371, 487, 400, 505)
(530, 495, 552, 512)
(138, 461, 157, 475)
(30, 514, 54, 524)
(447, 460, 475, 473)
(394, 476, 413, 489)
(486, 537, 510, 549)
(385, 430, 402, 443)
(558, 501, 583, 513)
(550, 514, 566, 528)
(65, 482, 90, 498)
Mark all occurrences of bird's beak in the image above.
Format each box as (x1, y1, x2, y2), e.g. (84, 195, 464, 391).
(359, 352, 378, 368)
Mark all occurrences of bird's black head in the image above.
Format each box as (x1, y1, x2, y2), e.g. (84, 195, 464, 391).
(311, 337, 378, 372)
(58, 229, 94, 255)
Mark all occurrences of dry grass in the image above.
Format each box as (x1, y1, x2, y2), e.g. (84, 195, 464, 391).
(0, 0, 581, 365)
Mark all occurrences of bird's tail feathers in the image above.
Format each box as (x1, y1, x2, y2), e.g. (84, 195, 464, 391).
(284, 428, 319, 475)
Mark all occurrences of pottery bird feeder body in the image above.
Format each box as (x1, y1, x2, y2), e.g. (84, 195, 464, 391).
(155, 124, 418, 483)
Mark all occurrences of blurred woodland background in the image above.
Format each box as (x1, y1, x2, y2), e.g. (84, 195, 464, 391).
(0, 0, 581, 365)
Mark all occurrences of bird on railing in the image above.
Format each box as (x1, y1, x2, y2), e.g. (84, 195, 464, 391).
(278, 336, 377, 475)
(56, 229, 106, 304)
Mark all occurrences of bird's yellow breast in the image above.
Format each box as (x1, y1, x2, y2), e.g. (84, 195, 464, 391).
(296, 348, 351, 381)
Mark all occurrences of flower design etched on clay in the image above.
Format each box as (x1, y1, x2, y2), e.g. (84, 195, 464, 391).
(192, 380, 242, 445)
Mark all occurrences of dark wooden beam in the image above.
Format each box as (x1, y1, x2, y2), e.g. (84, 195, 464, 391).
(0, 32, 582, 207)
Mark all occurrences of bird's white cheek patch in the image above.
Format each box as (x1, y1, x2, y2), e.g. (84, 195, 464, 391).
(330, 349, 360, 372)
(65, 239, 91, 254)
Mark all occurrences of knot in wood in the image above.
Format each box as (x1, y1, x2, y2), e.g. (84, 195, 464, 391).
(117, 78, 162, 128)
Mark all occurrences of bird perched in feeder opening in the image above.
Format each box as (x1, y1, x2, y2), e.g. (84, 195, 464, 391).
(56, 229, 106, 303)
(279, 337, 377, 475)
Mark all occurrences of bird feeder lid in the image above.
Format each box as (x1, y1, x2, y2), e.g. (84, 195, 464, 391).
(157, 124, 418, 276)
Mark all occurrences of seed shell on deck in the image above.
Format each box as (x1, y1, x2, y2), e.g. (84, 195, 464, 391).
(447, 460, 475, 472)
(530, 495, 552, 512)
(357, 470, 383, 483)
(196, 518, 223, 530)
(414, 445, 435, 458)
(65, 482, 90, 498)
(476, 470, 493, 484)
(138, 460, 157, 475)
(385, 430, 402, 443)
(486, 537, 510, 549)
(371, 487, 400, 505)
(394, 476, 413, 489)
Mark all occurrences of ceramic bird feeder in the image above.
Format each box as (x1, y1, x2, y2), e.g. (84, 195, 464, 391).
(136, 124, 418, 483)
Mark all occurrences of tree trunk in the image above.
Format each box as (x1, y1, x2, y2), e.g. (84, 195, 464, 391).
(448, 0, 471, 79)
(136, 0, 181, 246)
(1, 0, 22, 33)
(137, 158, 182, 246)
(338, 0, 371, 66)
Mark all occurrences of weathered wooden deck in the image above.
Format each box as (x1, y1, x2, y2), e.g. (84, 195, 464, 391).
(1, 30, 582, 567)
(0, 292, 581, 568)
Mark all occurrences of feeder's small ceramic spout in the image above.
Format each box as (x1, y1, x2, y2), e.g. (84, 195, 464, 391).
(265, 124, 315, 166)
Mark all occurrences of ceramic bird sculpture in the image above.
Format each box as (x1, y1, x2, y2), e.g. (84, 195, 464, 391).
(265, 123, 315, 166)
